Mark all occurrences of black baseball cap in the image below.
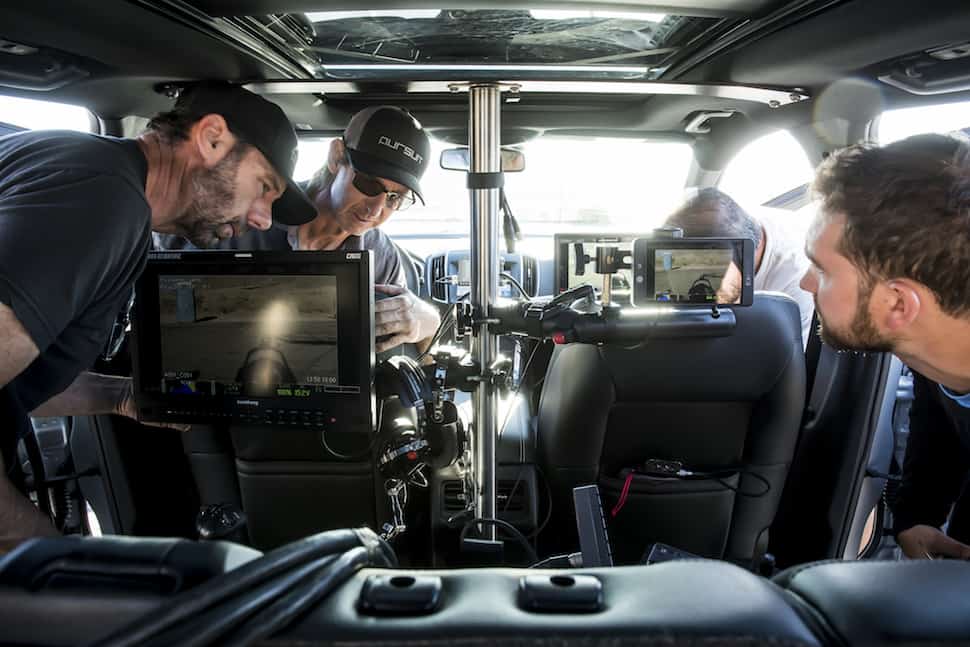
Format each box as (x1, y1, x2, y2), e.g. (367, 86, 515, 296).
(343, 106, 431, 204)
(175, 82, 316, 226)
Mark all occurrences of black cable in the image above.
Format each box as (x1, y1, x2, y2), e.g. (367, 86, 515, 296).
(319, 401, 384, 461)
(503, 467, 524, 514)
(93, 528, 370, 647)
(632, 459, 772, 498)
(684, 469, 772, 498)
(415, 292, 471, 363)
(498, 341, 542, 513)
(146, 554, 340, 647)
(527, 464, 553, 540)
(500, 455, 553, 542)
(20, 430, 54, 523)
(527, 552, 577, 569)
(500, 271, 529, 299)
(427, 311, 456, 347)
(220, 546, 370, 646)
(460, 517, 539, 564)
(498, 341, 541, 437)
(415, 308, 457, 362)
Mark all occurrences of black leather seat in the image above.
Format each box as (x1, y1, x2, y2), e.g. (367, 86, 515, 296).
(4, 536, 966, 647)
(181, 239, 428, 549)
(537, 293, 805, 564)
(775, 559, 970, 645)
(0, 548, 823, 647)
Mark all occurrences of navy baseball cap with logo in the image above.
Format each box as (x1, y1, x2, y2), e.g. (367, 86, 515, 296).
(343, 106, 431, 204)
(175, 82, 316, 226)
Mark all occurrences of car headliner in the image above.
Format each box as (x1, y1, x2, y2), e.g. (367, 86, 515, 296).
(1, 0, 969, 154)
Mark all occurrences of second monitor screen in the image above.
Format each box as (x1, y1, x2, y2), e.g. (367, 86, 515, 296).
(651, 248, 735, 304)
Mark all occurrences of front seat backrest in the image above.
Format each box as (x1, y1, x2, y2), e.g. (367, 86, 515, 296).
(537, 292, 805, 564)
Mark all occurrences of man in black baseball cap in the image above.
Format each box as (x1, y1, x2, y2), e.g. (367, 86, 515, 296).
(0, 81, 311, 550)
(341, 105, 430, 207)
(172, 82, 316, 233)
(295, 106, 439, 353)
(165, 105, 441, 354)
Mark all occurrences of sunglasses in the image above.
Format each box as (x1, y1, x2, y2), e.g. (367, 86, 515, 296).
(348, 165, 416, 212)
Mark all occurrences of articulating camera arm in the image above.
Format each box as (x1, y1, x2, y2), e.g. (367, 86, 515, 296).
(489, 292, 738, 345)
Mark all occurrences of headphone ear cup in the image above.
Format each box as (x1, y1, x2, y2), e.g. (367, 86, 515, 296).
(375, 357, 421, 403)
(375, 359, 403, 401)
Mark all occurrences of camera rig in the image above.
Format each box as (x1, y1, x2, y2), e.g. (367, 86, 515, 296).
(374, 85, 739, 558)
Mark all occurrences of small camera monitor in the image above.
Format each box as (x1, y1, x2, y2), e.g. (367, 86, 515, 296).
(131, 251, 375, 432)
(553, 233, 638, 306)
(631, 237, 754, 307)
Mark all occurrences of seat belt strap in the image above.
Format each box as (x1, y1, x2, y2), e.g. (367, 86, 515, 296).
(804, 311, 822, 400)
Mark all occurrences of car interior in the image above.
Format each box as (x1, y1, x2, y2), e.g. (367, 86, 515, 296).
(2, 0, 970, 645)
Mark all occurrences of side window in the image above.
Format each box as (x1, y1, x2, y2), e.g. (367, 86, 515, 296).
(717, 130, 814, 212)
(876, 100, 970, 144)
(294, 137, 335, 182)
(0, 94, 93, 133)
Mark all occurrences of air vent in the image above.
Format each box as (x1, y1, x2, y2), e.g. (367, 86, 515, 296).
(521, 255, 538, 297)
(430, 255, 447, 302)
(443, 481, 465, 511)
(498, 479, 527, 512)
(443, 480, 526, 511)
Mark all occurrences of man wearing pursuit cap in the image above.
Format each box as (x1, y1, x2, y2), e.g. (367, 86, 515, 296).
(0, 81, 314, 550)
(161, 105, 441, 353)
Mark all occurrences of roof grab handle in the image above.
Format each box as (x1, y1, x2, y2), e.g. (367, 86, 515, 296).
(684, 110, 736, 134)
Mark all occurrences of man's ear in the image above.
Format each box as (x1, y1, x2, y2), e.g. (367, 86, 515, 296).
(190, 114, 236, 168)
(878, 279, 922, 332)
(327, 138, 346, 174)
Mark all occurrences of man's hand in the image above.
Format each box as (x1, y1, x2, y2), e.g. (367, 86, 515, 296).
(374, 284, 428, 353)
(113, 377, 189, 432)
(897, 524, 970, 560)
(31, 372, 189, 431)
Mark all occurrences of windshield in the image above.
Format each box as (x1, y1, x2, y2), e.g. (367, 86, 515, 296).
(295, 136, 694, 258)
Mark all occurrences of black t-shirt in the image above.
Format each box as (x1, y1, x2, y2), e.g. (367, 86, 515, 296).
(892, 371, 970, 541)
(0, 130, 151, 452)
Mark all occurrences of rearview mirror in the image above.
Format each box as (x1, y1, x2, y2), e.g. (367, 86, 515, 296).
(440, 147, 526, 172)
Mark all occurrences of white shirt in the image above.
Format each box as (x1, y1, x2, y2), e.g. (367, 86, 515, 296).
(752, 208, 814, 347)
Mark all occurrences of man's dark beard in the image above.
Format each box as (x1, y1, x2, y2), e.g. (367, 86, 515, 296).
(816, 280, 893, 352)
(174, 145, 245, 249)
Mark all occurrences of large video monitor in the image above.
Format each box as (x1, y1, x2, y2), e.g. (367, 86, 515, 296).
(131, 251, 375, 433)
(554, 233, 638, 306)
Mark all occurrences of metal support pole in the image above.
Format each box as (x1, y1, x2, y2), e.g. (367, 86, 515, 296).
(468, 84, 501, 540)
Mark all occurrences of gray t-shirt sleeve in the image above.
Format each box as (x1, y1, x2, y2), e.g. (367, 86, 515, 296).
(360, 229, 407, 288)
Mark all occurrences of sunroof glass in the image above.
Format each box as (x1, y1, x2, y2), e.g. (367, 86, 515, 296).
(236, 9, 724, 73)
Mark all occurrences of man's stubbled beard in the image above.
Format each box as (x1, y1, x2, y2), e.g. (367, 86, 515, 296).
(174, 143, 249, 249)
(816, 276, 893, 352)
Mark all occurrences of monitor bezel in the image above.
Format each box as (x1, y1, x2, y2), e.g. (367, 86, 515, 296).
(130, 250, 375, 433)
(631, 237, 755, 307)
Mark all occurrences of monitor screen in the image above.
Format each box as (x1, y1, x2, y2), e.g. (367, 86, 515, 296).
(651, 248, 734, 303)
(554, 233, 638, 306)
(132, 251, 375, 433)
(631, 238, 754, 306)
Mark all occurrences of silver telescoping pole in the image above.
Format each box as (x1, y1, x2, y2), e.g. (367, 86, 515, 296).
(468, 83, 501, 540)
